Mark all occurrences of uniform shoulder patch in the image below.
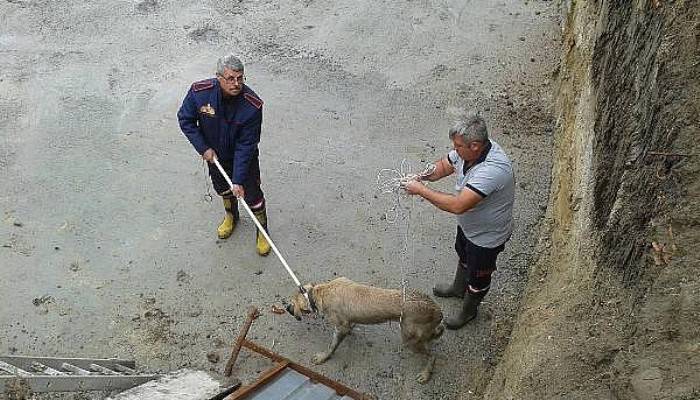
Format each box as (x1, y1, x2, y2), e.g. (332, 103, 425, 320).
(244, 93, 263, 109)
(192, 79, 214, 92)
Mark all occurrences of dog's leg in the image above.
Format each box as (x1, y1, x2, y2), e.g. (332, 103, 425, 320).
(313, 324, 351, 365)
(417, 353, 436, 384)
(410, 341, 436, 384)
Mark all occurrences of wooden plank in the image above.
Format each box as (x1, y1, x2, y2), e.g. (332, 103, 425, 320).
(224, 307, 259, 376)
(287, 363, 370, 400)
(240, 340, 287, 363)
(237, 341, 371, 400)
(227, 361, 289, 400)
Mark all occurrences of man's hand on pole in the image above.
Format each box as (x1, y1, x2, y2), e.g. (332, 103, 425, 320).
(203, 148, 217, 163)
(206, 152, 245, 197)
(232, 184, 245, 198)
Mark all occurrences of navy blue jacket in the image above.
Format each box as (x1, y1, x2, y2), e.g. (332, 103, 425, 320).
(177, 78, 263, 185)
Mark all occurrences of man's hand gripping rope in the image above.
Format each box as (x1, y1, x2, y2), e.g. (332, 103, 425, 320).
(399, 163, 437, 188)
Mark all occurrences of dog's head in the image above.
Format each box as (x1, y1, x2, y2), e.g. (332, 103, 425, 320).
(285, 284, 315, 321)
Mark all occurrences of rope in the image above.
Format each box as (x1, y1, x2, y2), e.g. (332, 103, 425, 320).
(375, 160, 435, 321)
(376, 161, 435, 223)
(201, 160, 214, 203)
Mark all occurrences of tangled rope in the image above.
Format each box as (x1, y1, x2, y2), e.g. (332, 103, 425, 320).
(201, 159, 214, 203)
(376, 161, 436, 223)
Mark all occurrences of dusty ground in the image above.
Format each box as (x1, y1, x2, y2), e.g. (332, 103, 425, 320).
(0, 0, 559, 398)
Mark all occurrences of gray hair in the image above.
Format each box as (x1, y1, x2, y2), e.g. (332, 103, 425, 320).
(216, 55, 244, 75)
(448, 113, 489, 143)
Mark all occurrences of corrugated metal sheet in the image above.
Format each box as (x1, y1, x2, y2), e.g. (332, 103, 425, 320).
(245, 367, 355, 400)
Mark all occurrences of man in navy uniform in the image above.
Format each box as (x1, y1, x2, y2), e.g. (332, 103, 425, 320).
(177, 55, 271, 256)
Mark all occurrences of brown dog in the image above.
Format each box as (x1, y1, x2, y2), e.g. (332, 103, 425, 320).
(285, 277, 444, 383)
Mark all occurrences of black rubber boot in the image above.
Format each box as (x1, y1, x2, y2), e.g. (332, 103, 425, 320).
(433, 263, 468, 299)
(445, 290, 486, 330)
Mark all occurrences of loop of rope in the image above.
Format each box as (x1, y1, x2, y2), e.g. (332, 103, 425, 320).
(376, 161, 435, 223)
(202, 159, 214, 203)
(376, 160, 435, 341)
(376, 161, 436, 196)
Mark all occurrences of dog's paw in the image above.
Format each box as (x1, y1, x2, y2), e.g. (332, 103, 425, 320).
(416, 370, 432, 384)
(312, 353, 329, 365)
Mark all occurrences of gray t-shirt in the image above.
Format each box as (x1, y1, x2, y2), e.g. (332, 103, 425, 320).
(447, 140, 514, 248)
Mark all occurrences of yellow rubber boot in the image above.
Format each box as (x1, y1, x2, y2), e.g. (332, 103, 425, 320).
(217, 197, 238, 239)
(253, 209, 271, 256)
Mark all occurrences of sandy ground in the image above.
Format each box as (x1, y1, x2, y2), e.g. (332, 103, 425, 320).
(1, 0, 559, 398)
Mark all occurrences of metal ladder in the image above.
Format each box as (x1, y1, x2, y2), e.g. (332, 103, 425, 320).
(0, 355, 158, 394)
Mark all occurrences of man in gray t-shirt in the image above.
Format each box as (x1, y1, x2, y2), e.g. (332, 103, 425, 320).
(404, 113, 514, 329)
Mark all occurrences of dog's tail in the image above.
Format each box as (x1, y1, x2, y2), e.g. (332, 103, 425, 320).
(433, 321, 446, 339)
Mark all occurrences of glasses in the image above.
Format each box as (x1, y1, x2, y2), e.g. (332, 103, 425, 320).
(219, 74, 245, 84)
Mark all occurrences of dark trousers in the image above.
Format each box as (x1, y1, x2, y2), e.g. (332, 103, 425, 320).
(455, 226, 505, 293)
(208, 156, 265, 210)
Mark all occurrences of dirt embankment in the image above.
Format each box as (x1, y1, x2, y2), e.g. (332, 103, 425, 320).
(484, 1, 699, 399)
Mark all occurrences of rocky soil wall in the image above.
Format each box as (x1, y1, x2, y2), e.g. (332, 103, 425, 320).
(484, 1, 699, 399)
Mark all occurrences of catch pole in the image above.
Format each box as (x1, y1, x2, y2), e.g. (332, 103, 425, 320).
(212, 158, 314, 309)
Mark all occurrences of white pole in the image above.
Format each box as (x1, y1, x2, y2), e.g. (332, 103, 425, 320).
(212, 159, 313, 305)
